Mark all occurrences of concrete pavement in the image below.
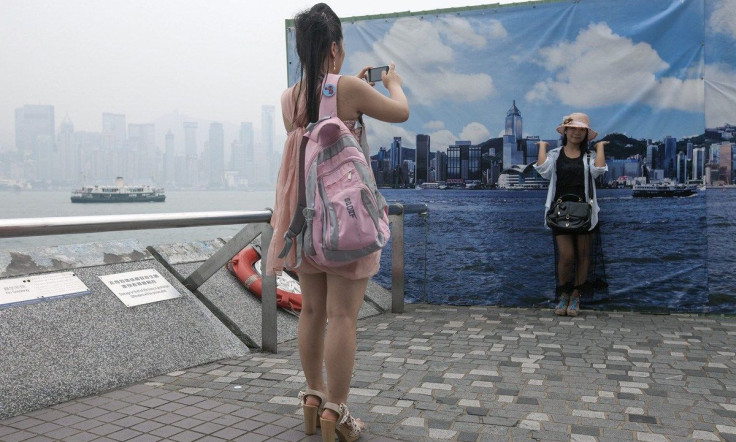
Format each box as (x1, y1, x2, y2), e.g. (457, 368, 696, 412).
(2, 304, 736, 441)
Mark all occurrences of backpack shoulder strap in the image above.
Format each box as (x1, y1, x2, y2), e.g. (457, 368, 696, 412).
(319, 73, 341, 119)
(278, 74, 342, 260)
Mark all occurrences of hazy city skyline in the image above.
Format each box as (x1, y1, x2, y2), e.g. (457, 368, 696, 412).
(0, 0, 527, 152)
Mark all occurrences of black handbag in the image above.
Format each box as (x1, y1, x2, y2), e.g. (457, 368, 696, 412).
(545, 153, 593, 233)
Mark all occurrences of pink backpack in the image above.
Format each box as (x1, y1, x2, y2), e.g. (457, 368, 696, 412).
(278, 74, 391, 267)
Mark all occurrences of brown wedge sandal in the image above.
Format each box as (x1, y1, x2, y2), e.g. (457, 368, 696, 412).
(320, 402, 364, 442)
(298, 389, 326, 435)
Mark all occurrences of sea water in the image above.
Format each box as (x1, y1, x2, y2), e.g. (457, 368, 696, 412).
(2, 188, 734, 313)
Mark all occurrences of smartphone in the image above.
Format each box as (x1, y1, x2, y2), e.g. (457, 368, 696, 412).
(367, 66, 389, 83)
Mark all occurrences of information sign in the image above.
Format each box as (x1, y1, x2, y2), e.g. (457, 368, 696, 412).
(99, 269, 181, 307)
(0, 272, 90, 309)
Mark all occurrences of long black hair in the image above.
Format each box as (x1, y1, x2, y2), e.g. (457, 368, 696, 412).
(293, 3, 343, 124)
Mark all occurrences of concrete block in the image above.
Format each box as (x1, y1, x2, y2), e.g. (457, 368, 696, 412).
(0, 241, 249, 419)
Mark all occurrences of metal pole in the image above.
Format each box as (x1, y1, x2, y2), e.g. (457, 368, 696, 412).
(390, 204, 405, 314)
(0, 211, 273, 238)
(259, 225, 278, 353)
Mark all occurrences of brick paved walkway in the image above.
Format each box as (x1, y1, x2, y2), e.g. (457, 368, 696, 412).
(2, 304, 736, 441)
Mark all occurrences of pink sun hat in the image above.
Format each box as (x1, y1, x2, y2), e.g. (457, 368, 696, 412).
(556, 112, 598, 140)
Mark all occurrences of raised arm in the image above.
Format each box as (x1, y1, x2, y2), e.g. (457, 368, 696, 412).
(337, 62, 409, 123)
(536, 141, 549, 166)
(594, 141, 608, 167)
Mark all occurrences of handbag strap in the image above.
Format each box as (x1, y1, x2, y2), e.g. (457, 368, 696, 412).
(586, 152, 593, 203)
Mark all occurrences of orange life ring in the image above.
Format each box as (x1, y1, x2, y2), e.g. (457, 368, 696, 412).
(228, 245, 302, 312)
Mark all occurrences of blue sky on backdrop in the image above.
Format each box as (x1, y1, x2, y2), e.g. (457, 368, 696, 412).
(286, 0, 735, 152)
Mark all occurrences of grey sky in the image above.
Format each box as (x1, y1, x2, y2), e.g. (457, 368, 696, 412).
(0, 0, 528, 149)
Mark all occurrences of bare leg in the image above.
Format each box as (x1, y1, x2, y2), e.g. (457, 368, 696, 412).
(297, 272, 327, 405)
(321, 274, 368, 424)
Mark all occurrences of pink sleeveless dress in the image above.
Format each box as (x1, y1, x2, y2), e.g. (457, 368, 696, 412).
(265, 76, 382, 280)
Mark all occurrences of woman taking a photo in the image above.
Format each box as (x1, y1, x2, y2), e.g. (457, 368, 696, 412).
(267, 3, 409, 441)
(535, 113, 608, 317)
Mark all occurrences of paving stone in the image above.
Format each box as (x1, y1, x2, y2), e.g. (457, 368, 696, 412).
(4, 305, 736, 442)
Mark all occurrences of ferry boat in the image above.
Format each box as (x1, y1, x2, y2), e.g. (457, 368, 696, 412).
(418, 182, 439, 190)
(71, 177, 165, 203)
(631, 181, 698, 198)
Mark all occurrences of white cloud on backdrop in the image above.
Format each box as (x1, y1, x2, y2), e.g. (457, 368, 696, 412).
(705, 63, 736, 127)
(366, 119, 491, 153)
(525, 22, 703, 112)
(710, 0, 736, 39)
(350, 16, 501, 105)
(423, 120, 445, 131)
(459, 122, 491, 143)
(365, 119, 416, 152)
(438, 16, 491, 49)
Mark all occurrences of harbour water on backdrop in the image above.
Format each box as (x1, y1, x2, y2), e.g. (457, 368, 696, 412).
(375, 188, 734, 314)
(1, 188, 734, 313)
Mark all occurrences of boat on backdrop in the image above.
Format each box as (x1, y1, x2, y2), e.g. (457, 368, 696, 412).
(631, 179, 699, 198)
(70, 177, 166, 203)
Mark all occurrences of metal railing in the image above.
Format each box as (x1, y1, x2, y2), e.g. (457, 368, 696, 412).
(0, 203, 428, 353)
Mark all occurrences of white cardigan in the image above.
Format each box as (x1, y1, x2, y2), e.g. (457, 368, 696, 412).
(533, 147, 608, 230)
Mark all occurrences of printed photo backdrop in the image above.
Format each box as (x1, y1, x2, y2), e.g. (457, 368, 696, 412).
(285, 0, 736, 313)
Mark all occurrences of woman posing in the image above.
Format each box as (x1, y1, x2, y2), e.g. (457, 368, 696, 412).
(266, 3, 409, 441)
(535, 113, 608, 316)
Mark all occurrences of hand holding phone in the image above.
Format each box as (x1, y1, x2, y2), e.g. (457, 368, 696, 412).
(367, 65, 389, 83)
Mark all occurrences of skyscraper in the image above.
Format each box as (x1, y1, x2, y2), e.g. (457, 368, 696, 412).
(208, 122, 225, 187)
(183, 122, 198, 158)
(505, 100, 522, 140)
(261, 106, 275, 185)
(57, 117, 77, 184)
(503, 101, 523, 169)
(692, 147, 705, 182)
(164, 130, 175, 185)
(15, 105, 55, 182)
(128, 123, 156, 182)
(415, 134, 430, 184)
(15, 105, 55, 154)
(102, 113, 126, 150)
(390, 137, 403, 171)
(663, 135, 677, 179)
(676, 151, 688, 183)
(183, 122, 198, 187)
(448, 141, 472, 182)
(239, 122, 254, 181)
(719, 142, 733, 184)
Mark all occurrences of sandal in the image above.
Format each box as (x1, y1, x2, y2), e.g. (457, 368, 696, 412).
(567, 286, 582, 316)
(298, 389, 326, 435)
(554, 294, 569, 316)
(320, 402, 364, 442)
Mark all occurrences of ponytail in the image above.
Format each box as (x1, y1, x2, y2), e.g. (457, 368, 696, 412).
(293, 3, 343, 124)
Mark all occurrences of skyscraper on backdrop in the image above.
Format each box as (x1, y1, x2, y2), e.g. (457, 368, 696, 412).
(503, 101, 523, 169)
(663, 135, 677, 179)
(416, 134, 430, 185)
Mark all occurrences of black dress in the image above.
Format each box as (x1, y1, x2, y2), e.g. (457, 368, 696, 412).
(550, 148, 608, 300)
(554, 148, 585, 202)
(552, 150, 585, 236)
